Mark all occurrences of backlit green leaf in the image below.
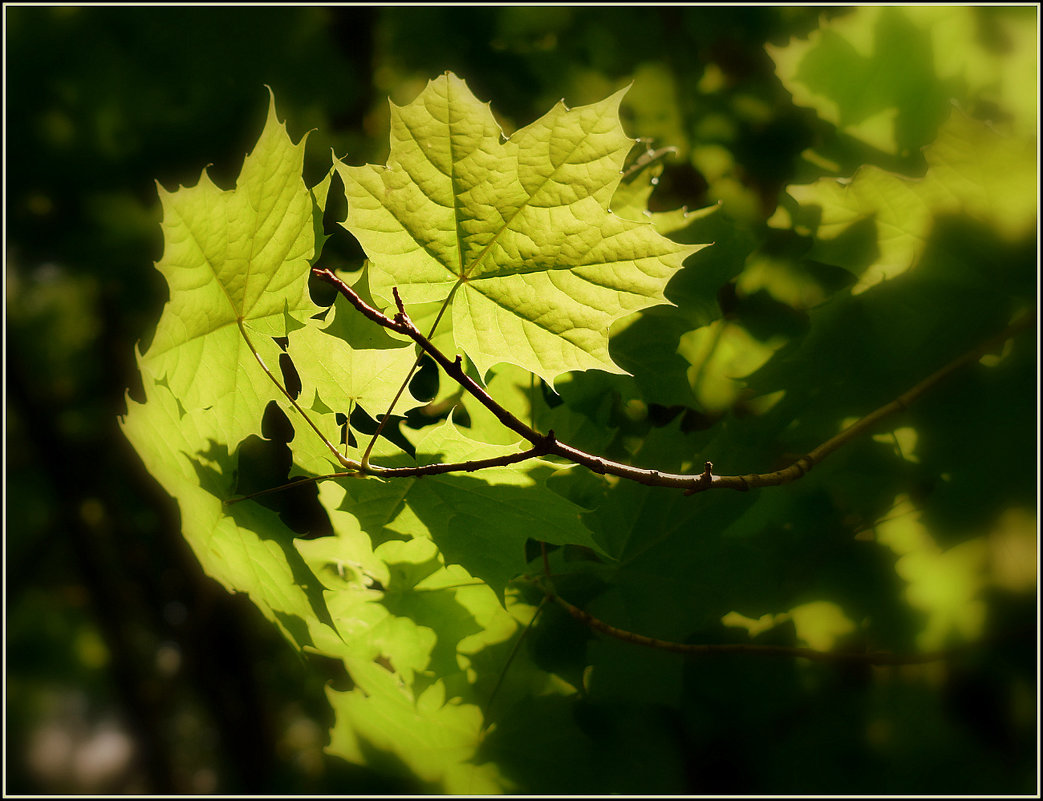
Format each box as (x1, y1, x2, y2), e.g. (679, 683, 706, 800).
(323, 421, 600, 595)
(142, 90, 326, 449)
(336, 72, 704, 383)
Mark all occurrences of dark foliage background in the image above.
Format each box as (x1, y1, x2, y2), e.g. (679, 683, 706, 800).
(4, 6, 1036, 794)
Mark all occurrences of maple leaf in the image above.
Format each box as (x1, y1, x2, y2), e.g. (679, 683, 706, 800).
(284, 275, 423, 473)
(317, 420, 600, 596)
(336, 72, 705, 384)
(327, 660, 505, 794)
(120, 376, 340, 654)
(140, 90, 327, 449)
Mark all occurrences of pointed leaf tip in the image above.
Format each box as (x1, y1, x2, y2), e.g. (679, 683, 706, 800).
(141, 92, 324, 449)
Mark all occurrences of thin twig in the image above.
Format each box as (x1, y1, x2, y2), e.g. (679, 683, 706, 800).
(314, 266, 1036, 494)
(620, 145, 679, 181)
(546, 590, 972, 665)
(359, 284, 458, 470)
(224, 447, 549, 505)
(529, 548, 967, 666)
(372, 446, 548, 478)
(721, 311, 1037, 492)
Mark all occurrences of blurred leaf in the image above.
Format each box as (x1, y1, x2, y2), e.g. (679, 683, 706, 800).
(769, 6, 1038, 155)
(776, 110, 1036, 294)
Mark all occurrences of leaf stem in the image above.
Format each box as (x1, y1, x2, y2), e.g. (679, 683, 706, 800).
(236, 318, 360, 471)
(359, 281, 459, 471)
(483, 596, 547, 730)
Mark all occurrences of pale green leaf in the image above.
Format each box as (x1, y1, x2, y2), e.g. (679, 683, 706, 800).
(327, 660, 508, 793)
(286, 275, 422, 422)
(121, 375, 338, 652)
(302, 531, 527, 793)
(320, 420, 600, 595)
(122, 90, 340, 652)
(296, 506, 541, 693)
(336, 72, 704, 383)
(678, 319, 787, 413)
(142, 90, 326, 449)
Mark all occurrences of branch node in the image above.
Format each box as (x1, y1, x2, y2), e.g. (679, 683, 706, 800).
(392, 286, 407, 317)
(684, 461, 714, 495)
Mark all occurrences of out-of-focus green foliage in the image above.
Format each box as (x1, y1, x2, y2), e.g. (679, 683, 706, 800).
(769, 6, 1037, 156)
(6, 6, 1036, 795)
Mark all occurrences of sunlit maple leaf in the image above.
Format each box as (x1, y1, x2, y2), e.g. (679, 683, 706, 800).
(336, 72, 705, 384)
(141, 90, 327, 448)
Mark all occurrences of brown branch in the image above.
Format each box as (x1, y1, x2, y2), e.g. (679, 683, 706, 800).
(227, 449, 555, 505)
(313, 267, 1035, 494)
(225, 447, 551, 505)
(545, 589, 974, 665)
(372, 446, 548, 478)
(307, 272, 1030, 665)
(525, 546, 967, 666)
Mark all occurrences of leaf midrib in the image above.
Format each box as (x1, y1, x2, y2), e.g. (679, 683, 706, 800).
(457, 108, 613, 284)
(149, 173, 307, 362)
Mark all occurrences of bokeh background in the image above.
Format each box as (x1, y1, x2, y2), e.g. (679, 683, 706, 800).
(5, 6, 1037, 794)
